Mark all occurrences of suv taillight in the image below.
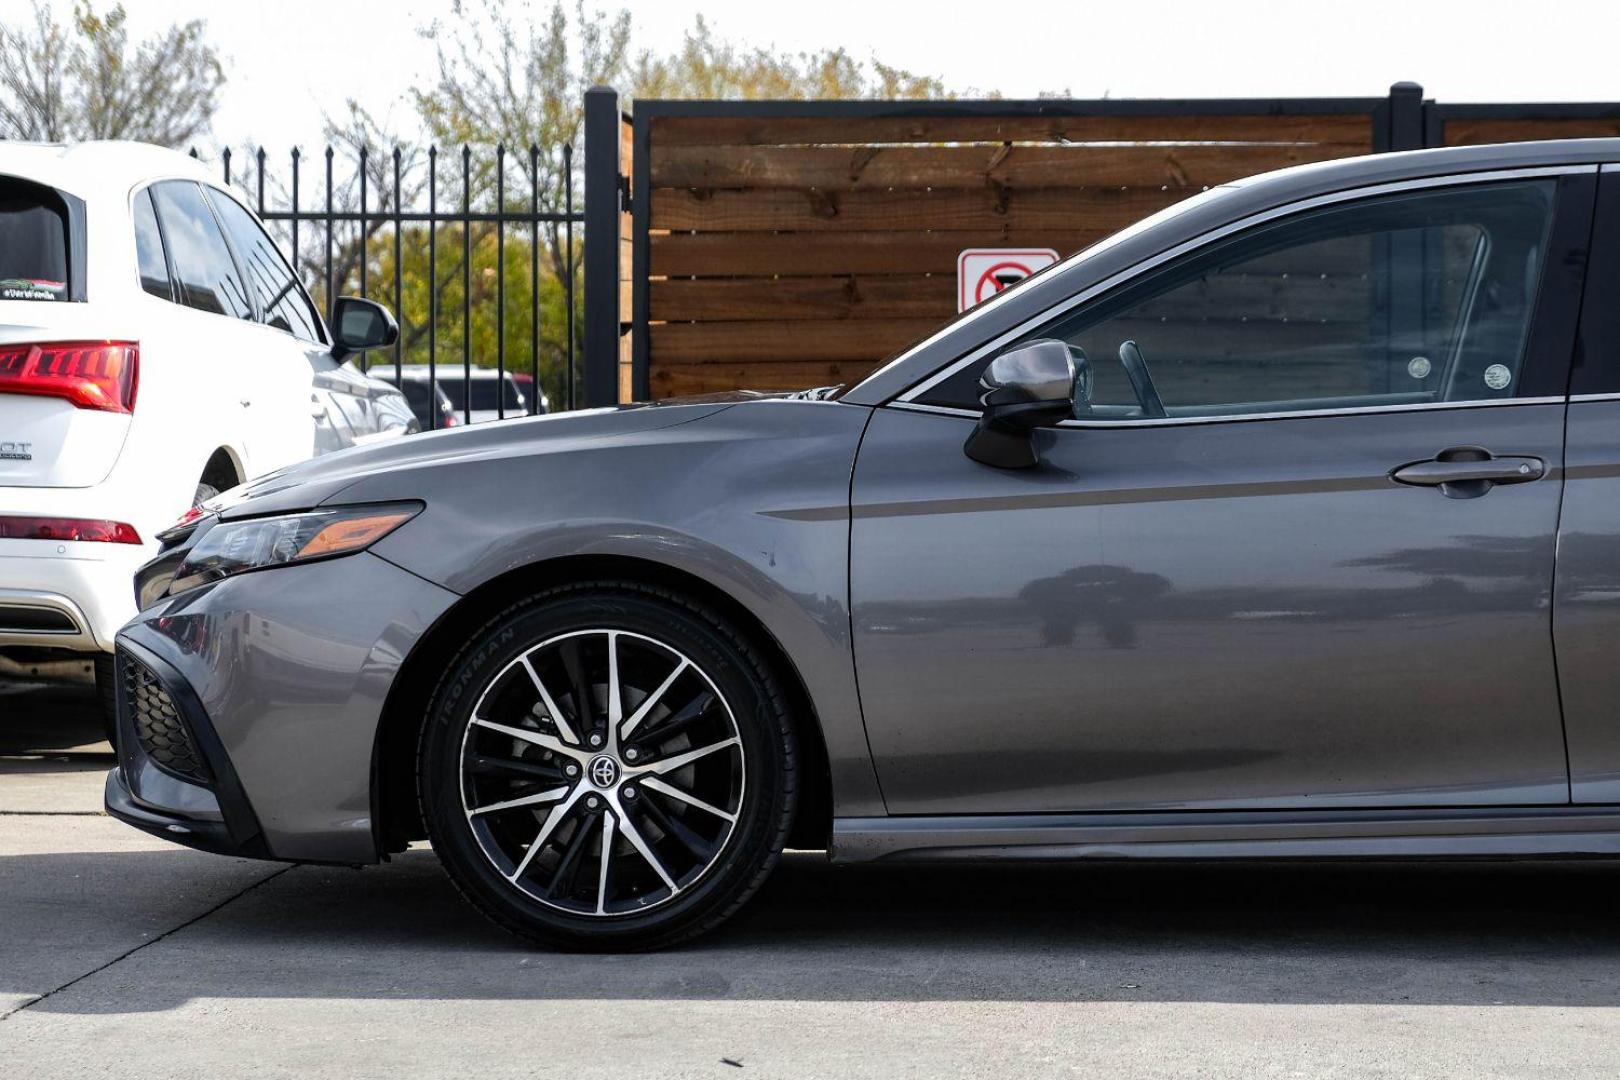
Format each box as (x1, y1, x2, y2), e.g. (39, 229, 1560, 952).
(0, 341, 139, 413)
(0, 516, 141, 543)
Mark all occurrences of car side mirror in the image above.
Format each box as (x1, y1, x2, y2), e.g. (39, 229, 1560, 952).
(331, 297, 399, 361)
(963, 339, 1082, 469)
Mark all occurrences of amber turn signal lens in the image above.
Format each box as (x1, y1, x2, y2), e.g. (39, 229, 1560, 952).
(295, 511, 415, 558)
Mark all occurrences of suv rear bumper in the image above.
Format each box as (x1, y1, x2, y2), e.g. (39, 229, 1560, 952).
(0, 540, 149, 653)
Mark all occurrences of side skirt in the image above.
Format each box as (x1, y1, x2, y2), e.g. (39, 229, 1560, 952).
(830, 806, 1620, 863)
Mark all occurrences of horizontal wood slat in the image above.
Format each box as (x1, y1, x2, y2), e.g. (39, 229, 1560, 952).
(650, 318, 945, 363)
(649, 142, 1365, 190)
(649, 271, 1373, 323)
(650, 275, 954, 321)
(648, 113, 1374, 148)
(651, 360, 882, 397)
(1443, 118, 1620, 145)
(650, 230, 1376, 278)
(649, 185, 1186, 233)
(652, 316, 1382, 367)
(650, 230, 1105, 276)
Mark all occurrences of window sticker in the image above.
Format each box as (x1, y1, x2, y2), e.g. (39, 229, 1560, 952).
(0, 278, 65, 301)
(1483, 364, 1512, 391)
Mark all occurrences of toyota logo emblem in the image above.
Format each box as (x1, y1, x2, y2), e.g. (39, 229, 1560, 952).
(588, 755, 620, 788)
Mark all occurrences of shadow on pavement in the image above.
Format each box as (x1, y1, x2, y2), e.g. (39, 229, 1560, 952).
(7, 844, 1620, 1012)
(1, 678, 107, 757)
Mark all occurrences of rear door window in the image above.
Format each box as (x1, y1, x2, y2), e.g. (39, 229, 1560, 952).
(0, 178, 70, 301)
(132, 188, 171, 300)
(203, 188, 324, 343)
(149, 181, 252, 320)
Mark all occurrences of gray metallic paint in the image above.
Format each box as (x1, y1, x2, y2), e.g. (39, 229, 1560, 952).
(1553, 401, 1620, 804)
(119, 552, 459, 862)
(850, 403, 1571, 814)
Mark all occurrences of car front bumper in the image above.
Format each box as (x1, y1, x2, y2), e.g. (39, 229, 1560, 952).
(107, 550, 460, 864)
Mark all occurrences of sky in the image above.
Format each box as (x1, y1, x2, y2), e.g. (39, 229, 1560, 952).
(66, 0, 1620, 150)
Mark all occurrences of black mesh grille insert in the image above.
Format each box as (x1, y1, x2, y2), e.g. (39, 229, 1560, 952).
(123, 655, 210, 783)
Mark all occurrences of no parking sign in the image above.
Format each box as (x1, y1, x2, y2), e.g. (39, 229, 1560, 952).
(957, 248, 1060, 311)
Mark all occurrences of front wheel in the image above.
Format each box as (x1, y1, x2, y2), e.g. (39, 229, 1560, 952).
(418, 582, 797, 950)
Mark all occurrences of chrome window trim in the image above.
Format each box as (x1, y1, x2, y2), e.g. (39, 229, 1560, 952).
(1571, 393, 1620, 403)
(891, 395, 1566, 428)
(897, 164, 1596, 408)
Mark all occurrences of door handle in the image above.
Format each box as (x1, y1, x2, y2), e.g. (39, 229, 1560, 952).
(1391, 446, 1544, 499)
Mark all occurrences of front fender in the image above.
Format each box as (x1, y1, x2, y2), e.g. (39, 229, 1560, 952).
(351, 399, 884, 816)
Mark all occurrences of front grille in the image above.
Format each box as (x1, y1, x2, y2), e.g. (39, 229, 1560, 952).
(123, 655, 211, 783)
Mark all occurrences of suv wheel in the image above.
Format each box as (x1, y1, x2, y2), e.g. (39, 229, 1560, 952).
(419, 582, 797, 950)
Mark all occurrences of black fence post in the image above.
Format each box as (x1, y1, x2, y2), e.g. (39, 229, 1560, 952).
(583, 85, 624, 408)
(1381, 81, 1426, 152)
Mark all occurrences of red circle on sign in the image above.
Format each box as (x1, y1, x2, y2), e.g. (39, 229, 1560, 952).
(974, 260, 1036, 305)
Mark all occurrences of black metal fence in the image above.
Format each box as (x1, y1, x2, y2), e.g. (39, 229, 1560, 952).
(193, 142, 586, 427)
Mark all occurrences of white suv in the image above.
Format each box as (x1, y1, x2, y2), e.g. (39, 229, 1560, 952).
(0, 141, 415, 712)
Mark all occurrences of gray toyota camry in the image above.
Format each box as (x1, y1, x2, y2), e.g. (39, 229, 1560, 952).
(110, 138, 1620, 950)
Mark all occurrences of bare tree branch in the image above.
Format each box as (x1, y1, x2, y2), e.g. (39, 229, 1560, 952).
(0, 1, 224, 147)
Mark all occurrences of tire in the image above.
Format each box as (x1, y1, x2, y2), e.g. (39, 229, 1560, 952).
(93, 653, 118, 748)
(418, 581, 797, 951)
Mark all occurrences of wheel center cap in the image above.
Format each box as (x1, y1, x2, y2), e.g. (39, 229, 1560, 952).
(587, 755, 620, 789)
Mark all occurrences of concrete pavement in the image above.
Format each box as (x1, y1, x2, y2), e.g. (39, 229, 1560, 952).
(5, 681, 1620, 1078)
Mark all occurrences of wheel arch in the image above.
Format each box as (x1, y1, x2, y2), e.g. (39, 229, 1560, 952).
(371, 553, 834, 858)
(199, 445, 244, 492)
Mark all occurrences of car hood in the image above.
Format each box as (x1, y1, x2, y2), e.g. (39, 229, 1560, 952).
(212, 398, 742, 519)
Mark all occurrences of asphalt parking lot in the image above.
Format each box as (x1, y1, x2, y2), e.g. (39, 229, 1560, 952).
(4, 681, 1620, 1078)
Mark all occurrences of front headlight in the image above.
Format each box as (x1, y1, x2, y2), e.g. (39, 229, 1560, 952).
(169, 503, 421, 594)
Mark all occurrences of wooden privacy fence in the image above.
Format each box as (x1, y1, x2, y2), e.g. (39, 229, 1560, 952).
(581, 83, 1620, 406)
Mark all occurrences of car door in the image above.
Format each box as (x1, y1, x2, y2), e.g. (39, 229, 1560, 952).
(1555, 164, 1620, 803)
(851, 170, 1594, 815)
(201, 185, 329, 474)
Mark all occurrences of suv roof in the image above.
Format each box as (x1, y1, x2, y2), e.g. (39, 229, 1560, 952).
(0, 142, 213, 205)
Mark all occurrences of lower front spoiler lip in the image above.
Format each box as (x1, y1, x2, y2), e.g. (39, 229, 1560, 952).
(104, 765, 250, 859)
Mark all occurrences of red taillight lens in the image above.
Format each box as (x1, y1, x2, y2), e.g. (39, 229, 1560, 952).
(165, 504, 209, 532)
(0, 516, 142, 544)
(0, 341, 139, 413)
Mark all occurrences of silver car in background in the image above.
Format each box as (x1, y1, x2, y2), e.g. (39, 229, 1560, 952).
(377, 365, 547, 425)
(107, 139, 1620, 950)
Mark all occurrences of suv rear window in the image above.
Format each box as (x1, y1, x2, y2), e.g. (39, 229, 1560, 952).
(0, 178, 70, 301)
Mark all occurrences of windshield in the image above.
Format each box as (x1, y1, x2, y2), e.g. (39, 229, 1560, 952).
(0, 178, 70, 301)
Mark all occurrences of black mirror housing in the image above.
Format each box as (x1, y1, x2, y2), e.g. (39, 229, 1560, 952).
(964, 339, 1081, 469)
(331, 297, 399, 361)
